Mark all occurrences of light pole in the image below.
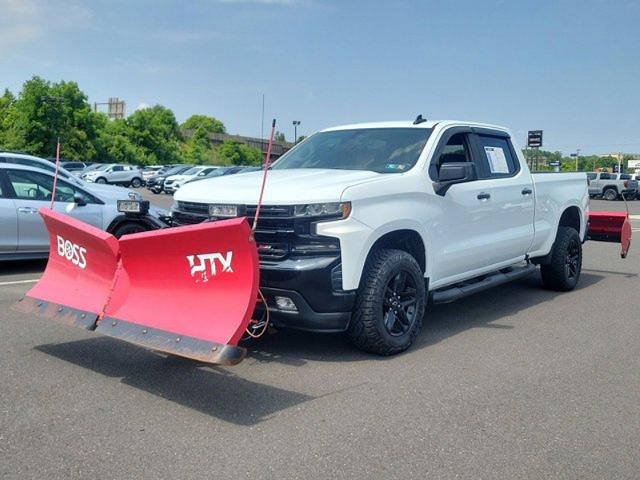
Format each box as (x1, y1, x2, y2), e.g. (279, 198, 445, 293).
(292, 120, 301, 144)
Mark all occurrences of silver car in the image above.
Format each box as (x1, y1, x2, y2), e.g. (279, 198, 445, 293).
(0, 164, 168, 260)
(82, 164, 144, 187)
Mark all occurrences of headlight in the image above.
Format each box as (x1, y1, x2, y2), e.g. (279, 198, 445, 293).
(209, 204, 238, 218)
(294, 202, 351, 219)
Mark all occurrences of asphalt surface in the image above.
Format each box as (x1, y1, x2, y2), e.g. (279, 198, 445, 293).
(1, 194, 639, 479)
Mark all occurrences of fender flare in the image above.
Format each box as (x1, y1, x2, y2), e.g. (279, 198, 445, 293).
(349, 220, 430, 290)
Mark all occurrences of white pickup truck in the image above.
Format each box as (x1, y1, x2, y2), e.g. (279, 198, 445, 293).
(171, 119, 589, 355)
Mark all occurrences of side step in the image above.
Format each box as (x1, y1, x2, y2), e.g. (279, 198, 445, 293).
(431, 264, 537, 305)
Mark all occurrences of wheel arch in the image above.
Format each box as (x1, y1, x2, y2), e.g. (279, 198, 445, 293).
(366, 229, 426, 274)
(558, 205, 581, 233)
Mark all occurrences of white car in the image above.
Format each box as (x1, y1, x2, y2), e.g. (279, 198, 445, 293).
(0, 163, 168, 261)
(142, 165, 165, 181)
(171, 119, 590, 355)
(82, 164, 144, 187)
(163, 166, 219, 193)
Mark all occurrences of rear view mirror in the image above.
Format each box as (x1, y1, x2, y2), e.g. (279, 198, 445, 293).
(433, 162, 477, 196)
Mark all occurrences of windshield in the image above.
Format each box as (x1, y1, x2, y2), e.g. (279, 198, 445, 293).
(272, 128, 432, 173)
(163, 166, 187, 176)
(182, 167, 202, 175)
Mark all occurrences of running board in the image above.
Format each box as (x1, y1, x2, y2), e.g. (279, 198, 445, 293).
(431, 264, 537, 305)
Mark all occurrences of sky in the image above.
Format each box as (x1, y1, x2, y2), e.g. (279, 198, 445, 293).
(0, 0, 638, 155)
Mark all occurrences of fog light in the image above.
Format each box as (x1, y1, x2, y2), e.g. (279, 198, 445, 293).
(274, 296, 298, 312)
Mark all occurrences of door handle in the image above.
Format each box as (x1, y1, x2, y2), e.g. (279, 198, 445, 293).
(17, 207, 38, 214)
(477, 192, 491, 200)
(521, 187, 533, 195)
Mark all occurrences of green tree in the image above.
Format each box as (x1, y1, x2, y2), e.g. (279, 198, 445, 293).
(2, 76, 104, 161)
(0, 89, 16, 145)
(274, 130, 286, 142)
(182, 126, 214, 164)
(123, 105, 182, 165)
(181, 114, 225, 134)
(217, 140, 262, 166)
(98, 118, 145, 165)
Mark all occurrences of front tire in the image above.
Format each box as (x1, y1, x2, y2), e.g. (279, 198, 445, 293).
(95, 177, 107, 184)
(130, 177, 142, 188)
(348, 249, 426, 355)
(112, 222, 148, 239)
(540, 226, 582, 291)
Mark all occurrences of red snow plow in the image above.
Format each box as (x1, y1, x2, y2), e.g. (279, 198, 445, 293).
(587, 211, 632, 258)
(16, 208, 260, 365)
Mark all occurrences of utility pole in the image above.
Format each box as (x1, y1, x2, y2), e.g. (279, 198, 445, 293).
(576, 148, 580, 171)
(618, 151, 622, 173)
(292, 120, 301, 144)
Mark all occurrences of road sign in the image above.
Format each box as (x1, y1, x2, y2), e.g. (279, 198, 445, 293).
(628, 160, 640, 169)
(527, 130, 543, 148)
(549, 161, 560, 167)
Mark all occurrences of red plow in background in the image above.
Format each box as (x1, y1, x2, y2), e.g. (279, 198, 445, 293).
(587, 211, 632, 258)
(16, 208, 260, 365)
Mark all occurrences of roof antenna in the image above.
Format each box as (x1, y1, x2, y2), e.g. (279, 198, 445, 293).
(413, 114, 427, 125)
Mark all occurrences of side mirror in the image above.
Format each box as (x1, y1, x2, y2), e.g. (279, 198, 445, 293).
(433, 162, 477, 196)
(73, 193, 87, 207)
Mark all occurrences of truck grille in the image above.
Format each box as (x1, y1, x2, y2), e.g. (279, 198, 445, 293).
(172, 202, 337, 261)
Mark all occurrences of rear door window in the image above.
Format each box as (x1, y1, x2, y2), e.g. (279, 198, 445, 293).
(599, 173, 612, 180)
(475, 135, 519, 178)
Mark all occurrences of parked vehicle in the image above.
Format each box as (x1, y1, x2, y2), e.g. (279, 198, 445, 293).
(142, 165, 165, 181)
(59, 161, 87, 172)
(587, 171, 637, 200)
(83, 164, 145, 187)
(0, 164, 168, 260)
(163, 166, 218, 193)
(146, 165, 191, 194)
(163, 119, 595, 354)
(183, 166, 245, 185)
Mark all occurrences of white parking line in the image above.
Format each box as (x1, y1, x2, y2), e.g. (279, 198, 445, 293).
(0, 279, 40, 286)
(629, 215, 640, 220)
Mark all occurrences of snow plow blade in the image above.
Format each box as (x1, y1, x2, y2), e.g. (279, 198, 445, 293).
(96, 218, 259, 365)
(588, 211, 632, 258)
(17, 209, 260, 366)
(16, 208, 119, 329)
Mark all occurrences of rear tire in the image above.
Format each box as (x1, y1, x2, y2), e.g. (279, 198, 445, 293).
(348, 249, 426, 355)
(112, 222, 148, 239)
(541, 226, 582, 291)
(603, 188, 618, 201)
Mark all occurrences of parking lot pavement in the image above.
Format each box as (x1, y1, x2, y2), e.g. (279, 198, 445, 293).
(138, 186, 173, 210)
(1, 198, 639, 479)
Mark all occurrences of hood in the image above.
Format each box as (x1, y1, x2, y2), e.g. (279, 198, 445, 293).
(166, 174, 189, 182)
(80, 182, 138, 202)
(175, 168, 382, 204)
